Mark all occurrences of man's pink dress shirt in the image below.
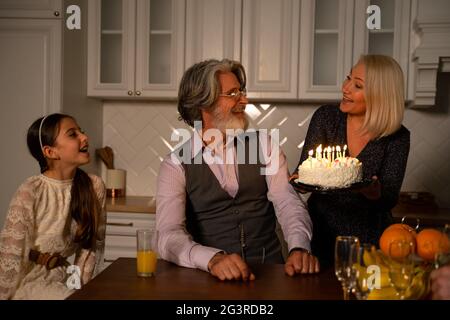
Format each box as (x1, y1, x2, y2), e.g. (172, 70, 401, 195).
(156, 131, 312, 272)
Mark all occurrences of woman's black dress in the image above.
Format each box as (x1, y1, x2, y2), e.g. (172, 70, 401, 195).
(297, 105, 410, 267)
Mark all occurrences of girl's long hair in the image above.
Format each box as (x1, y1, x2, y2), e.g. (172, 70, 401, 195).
(27, 114, 100, 249)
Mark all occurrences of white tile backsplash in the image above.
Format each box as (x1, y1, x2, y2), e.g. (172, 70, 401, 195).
(103, 100, 450, 208)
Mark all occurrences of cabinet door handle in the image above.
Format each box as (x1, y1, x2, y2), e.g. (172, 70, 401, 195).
(54, 11, 60, 17)
(135, 91, 141, 96)
(127, 90, 133, 96)
(107, 222, 134, 227)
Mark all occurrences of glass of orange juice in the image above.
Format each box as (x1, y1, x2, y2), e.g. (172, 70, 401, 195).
(136, 229, 157, 277)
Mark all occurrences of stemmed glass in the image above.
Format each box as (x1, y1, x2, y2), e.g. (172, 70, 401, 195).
(388, 240, 415, 300)
(353, 244, 377, 300)
(335, 236, 360, 300)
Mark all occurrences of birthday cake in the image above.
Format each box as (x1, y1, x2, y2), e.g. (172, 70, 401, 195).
(297, 145, 362, 189)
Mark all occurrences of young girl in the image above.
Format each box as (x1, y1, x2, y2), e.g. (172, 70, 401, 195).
(0, 113, 106, 299)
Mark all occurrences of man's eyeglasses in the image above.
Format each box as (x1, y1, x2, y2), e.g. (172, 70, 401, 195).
(219, 89, 247, 100)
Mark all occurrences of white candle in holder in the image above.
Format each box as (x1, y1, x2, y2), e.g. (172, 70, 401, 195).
(106, 169, 126, 197)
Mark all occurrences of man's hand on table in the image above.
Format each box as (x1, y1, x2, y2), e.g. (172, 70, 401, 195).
(285, 248, 320, 276)
(208, 253, 256, 281)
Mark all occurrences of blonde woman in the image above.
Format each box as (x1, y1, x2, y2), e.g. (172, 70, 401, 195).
(292, 55, 410, 267)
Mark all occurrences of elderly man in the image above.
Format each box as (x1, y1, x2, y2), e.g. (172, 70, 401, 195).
(156, 59, 319, 281)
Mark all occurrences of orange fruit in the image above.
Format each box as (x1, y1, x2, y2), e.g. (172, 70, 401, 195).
(416, 228, 450, 261)
(385, 223, 417, 235)
(379, 224, 417, 258)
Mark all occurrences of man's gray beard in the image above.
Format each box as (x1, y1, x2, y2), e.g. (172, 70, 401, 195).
(213, 111, 249, 135)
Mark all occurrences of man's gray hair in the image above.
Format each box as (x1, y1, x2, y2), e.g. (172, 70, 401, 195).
(177, 59, 247, 127)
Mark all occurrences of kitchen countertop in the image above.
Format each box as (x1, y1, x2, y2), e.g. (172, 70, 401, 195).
(106, 196, 155, 214)
(106, 196, 450, 228)
(392, 207, 450, 227)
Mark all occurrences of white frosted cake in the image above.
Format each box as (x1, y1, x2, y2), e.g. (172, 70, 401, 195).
(297, 146, 362, 189)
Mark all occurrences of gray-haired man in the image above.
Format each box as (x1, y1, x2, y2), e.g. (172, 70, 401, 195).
(156, 59, 319, 281)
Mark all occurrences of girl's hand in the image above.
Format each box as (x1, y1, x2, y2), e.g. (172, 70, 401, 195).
(357, 176, 381, 200)
(289, 173, 309, 194)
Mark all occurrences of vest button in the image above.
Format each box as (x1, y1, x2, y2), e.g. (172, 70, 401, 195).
(234, 209, 239, 214)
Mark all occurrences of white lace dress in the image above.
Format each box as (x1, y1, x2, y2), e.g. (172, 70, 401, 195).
(0, 174, 106, 300)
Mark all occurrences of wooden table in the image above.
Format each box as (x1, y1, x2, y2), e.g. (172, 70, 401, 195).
(68, 258, 343, 300)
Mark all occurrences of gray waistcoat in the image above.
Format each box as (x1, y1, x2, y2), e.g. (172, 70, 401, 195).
(182, 132, 283, 264)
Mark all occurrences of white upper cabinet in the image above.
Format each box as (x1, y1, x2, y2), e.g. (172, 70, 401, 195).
(87, 0, 185, 98)
(241, 0, 300, 100)
(353, 0, 412, 98)
(168, 0, 301, 100)
(87, 0, 414, 101)
(0, 0, 62, 18)
(299, 0, 412, 101)
(185, 0, 241, 67)
(299, 0, 355, 100)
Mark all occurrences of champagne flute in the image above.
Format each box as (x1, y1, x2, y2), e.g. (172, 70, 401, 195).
(388, 240, 415, 300)
(353, 244, 378, 300)
(335, 236, 360, 300)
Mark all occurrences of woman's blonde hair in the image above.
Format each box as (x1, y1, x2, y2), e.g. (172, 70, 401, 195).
(360, 55, 405, 139)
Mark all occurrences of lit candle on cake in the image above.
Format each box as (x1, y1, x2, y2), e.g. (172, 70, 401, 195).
(327, 146, 332, 163)
(316, 145, 322, 160)
(343, 144, 347, 158)
(332, 146, 335, 162)
(336, 146, 341, 158)
(308, 150, 313, 168)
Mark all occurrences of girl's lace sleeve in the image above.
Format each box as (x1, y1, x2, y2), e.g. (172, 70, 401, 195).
(0, 185, 34, 300)
(75, 175, 106, 284)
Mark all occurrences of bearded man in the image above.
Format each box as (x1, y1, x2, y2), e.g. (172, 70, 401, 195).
(155, 59, 319, 281)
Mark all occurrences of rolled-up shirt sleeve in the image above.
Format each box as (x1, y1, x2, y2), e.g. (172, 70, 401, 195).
(156, 156, 222, 272)
(261, 133, 313, 253)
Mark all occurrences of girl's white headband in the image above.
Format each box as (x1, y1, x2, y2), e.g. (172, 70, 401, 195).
(38, 115, 49, 152)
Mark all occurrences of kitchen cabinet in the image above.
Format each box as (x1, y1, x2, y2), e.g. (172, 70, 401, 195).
(299, 0, 354, 101)
(299, 0, 413, 101)
(353, 0, 412, 99)
(104, 212, 156, 266)
(185, 0, 241, 67)
(185, 0, 301, 100)
(87, 0, 416, 102)
(241, 0, 300, 100)
(0, 0, 62, 18)
(87, 0, 185, 99)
